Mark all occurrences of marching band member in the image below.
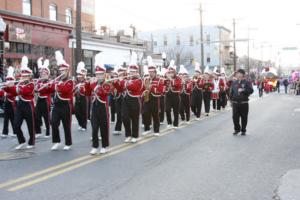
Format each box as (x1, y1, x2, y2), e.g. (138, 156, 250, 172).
(74, 62, 88, 131)
(109, 68, 117, 124)
(203, 66, 214, 116)
(112, 65, 127, 135)
(219, 67, 227, 110)
(141, 65, 149, 129)
(164, 60, 182, 129)
(158, 68, 167, 125)
(51, 51, 74, 151)
(35, 58, 53, 138)
(191, 62, 203, 120)
(0, 67, 17, 138)
(212, 67, 221, 111)
(13, 56, 35, 150)
(89, 53, 111, 155)
(142, 56, 164, 136)
(119, 52, 143, 143)
(178, 65, 192, 124)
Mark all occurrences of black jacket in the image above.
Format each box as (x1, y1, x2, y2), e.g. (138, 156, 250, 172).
(230, 79, 254, 102)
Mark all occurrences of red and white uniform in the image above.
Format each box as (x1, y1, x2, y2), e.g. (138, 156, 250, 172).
(36, 79, 54, 105)
(164, 76, 182, 93)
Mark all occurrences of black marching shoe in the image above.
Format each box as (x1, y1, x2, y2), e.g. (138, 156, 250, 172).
(241, 132, 246, 136)
(233, 131, 240, 136)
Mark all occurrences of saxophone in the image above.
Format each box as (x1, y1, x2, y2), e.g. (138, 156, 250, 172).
(143, 77, 151, 102)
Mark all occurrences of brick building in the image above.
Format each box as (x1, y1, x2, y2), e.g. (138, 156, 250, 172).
(0, 0, 95, 77)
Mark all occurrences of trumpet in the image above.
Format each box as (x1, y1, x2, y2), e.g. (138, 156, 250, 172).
(105, 74, 139, 82)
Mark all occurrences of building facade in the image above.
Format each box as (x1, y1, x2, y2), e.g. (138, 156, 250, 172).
(0, 0, 95, 32)
(138, 25, 232, 72)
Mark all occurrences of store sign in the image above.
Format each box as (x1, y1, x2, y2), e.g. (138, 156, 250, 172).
(8, 24, 32, 44)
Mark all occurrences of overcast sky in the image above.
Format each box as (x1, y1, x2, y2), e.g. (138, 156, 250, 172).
(95, 0, 300, 67)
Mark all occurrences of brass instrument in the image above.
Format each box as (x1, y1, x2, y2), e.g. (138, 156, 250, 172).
(143, 77, 151, 102)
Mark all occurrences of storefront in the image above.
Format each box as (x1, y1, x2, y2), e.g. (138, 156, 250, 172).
(0, 9, 72, 77)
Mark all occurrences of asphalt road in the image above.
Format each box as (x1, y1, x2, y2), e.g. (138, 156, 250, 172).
(0, 91, 299, 200)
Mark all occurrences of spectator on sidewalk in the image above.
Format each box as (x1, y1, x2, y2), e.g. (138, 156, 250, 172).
(276, 79, 281, 93)
(283, 78, 289, 94)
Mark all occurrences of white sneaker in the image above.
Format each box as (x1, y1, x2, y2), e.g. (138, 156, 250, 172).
(166, 125, 172, 129)
(35, 134, 42, 139)
(78, 127, 82, 131)
(186, 121, 191, 125)
(196, 118, 200, 121)
(173, 126, 179, 129)
(63, 145, 71, 151)
(80, 128, 86, 131)
(89, 148, 99, 155)
(154, 133, 160, 137)
(160, 122, 164, 125)
(113, 131, 121, 135)
(131, 138, 137, 143)
(26, 145, 34, 149)
(141, 124, 145, 128)
(142, 130, 151, 136)
(15, 143, 26, 150)
(51, 143, 61, 151)
(10, 134, 17, 138)
(44, 135, 50, 139)
(1, 134, 8, 138)
(100, 148, 107, 154)
(124, 137, 131, 143)
(110, 121, 115, 124)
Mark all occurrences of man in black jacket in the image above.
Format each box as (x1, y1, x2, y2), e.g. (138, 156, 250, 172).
(230, 69, 254, 136)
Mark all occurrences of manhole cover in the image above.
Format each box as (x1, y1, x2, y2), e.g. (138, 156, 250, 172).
(0, 151, 35, 161)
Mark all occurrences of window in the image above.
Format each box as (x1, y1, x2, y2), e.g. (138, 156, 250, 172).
(206, 34, 210, 43)
(17, 43, 24, 53)
(65, 8, 72, 24)
(163, 35, 168, 46)
(153, 41, 157, 47)
(176, 35, 180, 46)
(49, 4, 57, 21)
(22, 0, 31, 15)
(24, 44, 31, 54)
(190, 35, 194, 46)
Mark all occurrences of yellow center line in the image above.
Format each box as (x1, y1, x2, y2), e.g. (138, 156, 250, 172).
(1, 110, 220, 191)
(7, 129, 174, 191)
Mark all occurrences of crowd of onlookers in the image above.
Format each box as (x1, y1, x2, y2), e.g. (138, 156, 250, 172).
(255, 77, 292, 97)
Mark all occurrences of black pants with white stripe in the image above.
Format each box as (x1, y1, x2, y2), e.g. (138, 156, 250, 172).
(91, 99, 109, 148)
(14, 99, 35, 145)
(75, 95, 88, 129)
(51, 99, 72, 146)
(203, 91, 211, 114)
(191, 88, 203, 118)
(144, 95, 160, 133)
(114, 96, 123, 132)
(35, 97, 50, 136)
(180, 93, 191, 121)
(122, 95, 140, 138)
(166, 92, 180, 127)
(2, 100, 15, 135)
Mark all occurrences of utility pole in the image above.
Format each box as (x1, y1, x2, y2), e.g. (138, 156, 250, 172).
(246, 27, 258, 75)
(75, 0, 82, 74)
(199, 3, 205, 72)
(233, 18, 237, 71)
